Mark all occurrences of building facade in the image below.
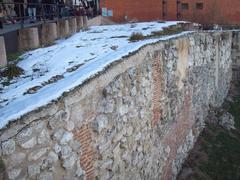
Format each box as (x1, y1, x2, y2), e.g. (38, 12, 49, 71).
(100, 0, 240, 25)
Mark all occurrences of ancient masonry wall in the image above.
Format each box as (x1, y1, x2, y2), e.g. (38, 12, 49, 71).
(0, 31, 234, 180)
(232, 31, 240, 82)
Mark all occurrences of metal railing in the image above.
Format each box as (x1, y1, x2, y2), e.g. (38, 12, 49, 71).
(0, 2, 98, 29)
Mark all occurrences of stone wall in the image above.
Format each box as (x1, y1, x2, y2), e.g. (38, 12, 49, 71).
(0, 31, 233, 180)
(232, 31, 240, 82)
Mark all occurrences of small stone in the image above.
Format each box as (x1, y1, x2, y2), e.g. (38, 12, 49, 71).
(93, 114, 108, 133)
(32, 121, 45, 132)
(64, 121, 75, 131)
(61, 146, 72, 159)
(126, 126, 133, 136)
(7, 168, 21, 179)
(37, 172, 53, 180)
(219, 112, 235, 130)
(76, 160, 84, 177)
(41, 151, 58, 170)
(70, 140, 81, 153)
(119, 105, 128, 116)
(28, 164, 40, 177)
(53, 144, 61, 154)
(104, 99, 115, 113)
(17, 127, 32, 143)
(52, 129, 64, 141)
(62, 153, 77, 169)
(28, 148, 48, 161)
(38, 129, 50, 145)
(101, 159, 113, 170)
(135, 133, 141, 141)
(7, 152, 26, 168)
(48, 151, 59, 163)
(60, 132, 73, 145)
(20, 137, 37, 149)
(2, 139, 15, 155)
(130, 86, 137, 96)
(48, 110, 68, 130)
(0, 124, 25, 142)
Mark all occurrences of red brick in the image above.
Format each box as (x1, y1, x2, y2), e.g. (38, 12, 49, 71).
(73, 124, 96, 180)
(151, 51, 163, 128)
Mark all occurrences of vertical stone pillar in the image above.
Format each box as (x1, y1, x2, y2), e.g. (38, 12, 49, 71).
(0, 36, 7, 67)
(18, 27, 40, 51)
(83, 16, 88, 27)
(69, 18, 77, 34)
(40, 23, 58, 46)
(76, 16, 84, 31)
(57, 19, 70, 38)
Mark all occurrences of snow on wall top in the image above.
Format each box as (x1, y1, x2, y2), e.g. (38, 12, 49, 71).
(0, 21, 190, 129)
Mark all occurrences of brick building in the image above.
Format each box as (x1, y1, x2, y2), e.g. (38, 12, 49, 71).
(100, 0, 240, 25)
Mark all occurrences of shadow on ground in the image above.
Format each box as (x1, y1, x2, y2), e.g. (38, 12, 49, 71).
(178, 82, 240, 180)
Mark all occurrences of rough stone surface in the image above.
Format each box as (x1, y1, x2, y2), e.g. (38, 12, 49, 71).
(7, 168, 21, 179)
(219, 112, 235, 130)
(2, 139, 15, 155)
(28, 164, 40, 177)
(37, 172, 53, 180)
(28, 148, 48, 161)
(18, 27, 40, 50)
(0, 31, 236, 179)
(0, 36, 7, 67)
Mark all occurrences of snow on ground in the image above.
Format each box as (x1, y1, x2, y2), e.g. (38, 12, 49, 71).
(0, 21, 191, 128)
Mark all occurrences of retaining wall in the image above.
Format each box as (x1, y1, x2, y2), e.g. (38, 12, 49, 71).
(0, 31, 234, 180)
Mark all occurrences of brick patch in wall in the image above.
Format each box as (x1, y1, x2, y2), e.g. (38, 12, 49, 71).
(162, 93, 194, 180)
(73, 124, 96, 180)
(151, 51, 163, 127)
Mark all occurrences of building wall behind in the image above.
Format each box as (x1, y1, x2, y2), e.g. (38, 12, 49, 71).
(100, 0, 240, 25)
(100, 0, 163, 22)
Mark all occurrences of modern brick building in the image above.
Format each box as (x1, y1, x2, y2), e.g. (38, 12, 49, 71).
(100, 0, 240, 25)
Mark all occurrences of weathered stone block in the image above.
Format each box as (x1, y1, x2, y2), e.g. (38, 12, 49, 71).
(0, 36, 7, 67)
(68, 18, 77, 34)
(57, 19, 70, 38)
(83, 16, 88, 27)
(37, 172, 53, 180)
(40, 23, 58, 45)
(60, 132, 73, 145)
(28, 164, 40, 177)
(28, 148, 48, 161)
(7, 168, 21, 179)
(20, 137, 37, 149)
(18, 27, 40, 50)
(2, 139, 15, 155)
(93, 114, 108, 133)
(76, 16, 84, 31)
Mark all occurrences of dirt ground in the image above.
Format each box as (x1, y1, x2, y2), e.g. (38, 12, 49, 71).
(177, 82, 240, 180)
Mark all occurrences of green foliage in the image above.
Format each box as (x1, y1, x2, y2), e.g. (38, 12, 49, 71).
(180, 90, 240, 180)
(0, 159, 5, 171)
(200, 124, 240, 180)
(7, 52, 24, 62)
(229, 97, 240, 129)
(129, 32, 145, 42)
(129, 26, 184, 42)
(0, 64, 24, 80)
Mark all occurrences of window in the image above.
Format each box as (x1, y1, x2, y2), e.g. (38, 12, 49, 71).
(181, 3, 189, 10)
(196, 3, 203, 10)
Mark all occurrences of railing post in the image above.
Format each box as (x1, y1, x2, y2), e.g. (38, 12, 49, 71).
(42, 4, 46, 23)
(19, 3, 24, 29)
